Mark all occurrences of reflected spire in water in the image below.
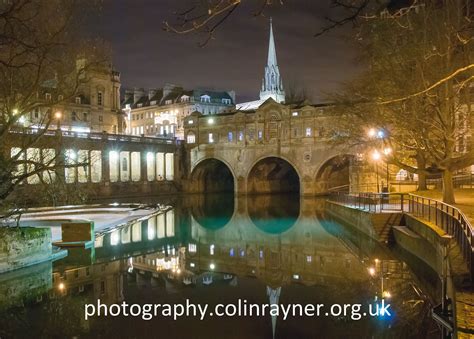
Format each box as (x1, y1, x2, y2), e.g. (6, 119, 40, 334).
(267, 286, 281, 339)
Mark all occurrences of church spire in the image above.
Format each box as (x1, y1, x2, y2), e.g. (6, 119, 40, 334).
(267, 17, 277, 67)
(260, 18, 285, 103)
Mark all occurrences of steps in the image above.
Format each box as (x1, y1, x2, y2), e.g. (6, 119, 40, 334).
(372, 212, 403, 243)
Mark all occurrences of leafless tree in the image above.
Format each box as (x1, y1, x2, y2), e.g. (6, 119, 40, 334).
(163, 0, 377, 46)
(0, 0, 110, 217)
(328, 0, 474, 203)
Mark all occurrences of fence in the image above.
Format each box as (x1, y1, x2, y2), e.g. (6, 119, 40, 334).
(328, 192, 406, 212)
(407, 194, 474, 281)
(327, 192, 474, 280)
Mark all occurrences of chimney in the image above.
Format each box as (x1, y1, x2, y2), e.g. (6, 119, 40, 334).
(148, 88, 157, 100)
(133, 88, 145, 104)
(163, 83, 181, 100)
(227, 90, 236, 104)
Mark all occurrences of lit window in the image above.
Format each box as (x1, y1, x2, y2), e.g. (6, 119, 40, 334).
(97, 91, 103, 106)
(208, 133, 214, 143)
(305, 127, 312, 137)
(201, 95, 211, 103)
(293, 274, 300, 280)
(98, 115, 103, 122)
(238, 131, 244, 141)
(210, 244, 215, 255)
(165, 99, 172, 105)
(228, 132, 233, 142)
(229, 248, 234, 257)
(187, 133, 196, 144)
(137, 103, 142, 108)
(75, 96, 81, 104)
(259, 250, 264, 259)
(188, 120, 194, 125)
(258, 130, 263, 140)
(306, 255, 312, 263)
(188, 243, 197, 253)
(240, 249, 245, 257)
(292, 111, 299, 116)
(222, 98, 231, 105)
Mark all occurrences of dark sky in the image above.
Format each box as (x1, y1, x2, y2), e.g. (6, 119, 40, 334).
(88, 0, 359, 103)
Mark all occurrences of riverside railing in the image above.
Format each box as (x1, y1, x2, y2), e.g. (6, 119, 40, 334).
(328, 192, 406, 212)
(327, 192, 474, 280)
(407, 194, 474, 281)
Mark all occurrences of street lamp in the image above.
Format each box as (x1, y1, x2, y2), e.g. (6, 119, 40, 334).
(55, 111, 62, 130)
(383, 147, 392, 190)
(372, 150, 381, 192)
(367, 128, 376, 138)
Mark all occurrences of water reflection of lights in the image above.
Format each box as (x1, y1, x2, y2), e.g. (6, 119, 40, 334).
(110, 230, 120, 245)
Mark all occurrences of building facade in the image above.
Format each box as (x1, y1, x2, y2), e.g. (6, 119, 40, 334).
(122, 84, 235, 140)
(26, 63, 122, 134)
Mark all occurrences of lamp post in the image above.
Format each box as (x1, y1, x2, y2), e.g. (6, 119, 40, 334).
(372, 150, 381, 193)
(383, 147, 392, 191)
(55, 111, 62, 130)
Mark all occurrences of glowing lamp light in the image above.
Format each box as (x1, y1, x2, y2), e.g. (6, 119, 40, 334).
(372, 151, 381, 161)
(176, 269, 181, 274)
(18, 116, 26, 125)
(190, 262, 195, 268)
(383, 291, 391, 299)
(147, 152, 154, 162)
(368, 267, 376, 276)
(383, 147, 392, 155)
(208, 118, 214, 125)
(367, 128, 376, 138)
(58, 282, 65, 291)
(54, 111, 62, 119)
(12, 109, 18, 115)
(374, 258, 380, 263)
(109, 151, 118, 161)
(377, 130, 384, 138)
(209, 263, 215, 270)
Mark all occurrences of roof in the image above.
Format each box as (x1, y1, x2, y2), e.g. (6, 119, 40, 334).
(123, 87, 234, 109)
(236, 99, 268, 111)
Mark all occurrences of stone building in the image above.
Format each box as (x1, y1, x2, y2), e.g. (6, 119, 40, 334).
(122, 84, 235, 140)
(26, 62, 122, 134)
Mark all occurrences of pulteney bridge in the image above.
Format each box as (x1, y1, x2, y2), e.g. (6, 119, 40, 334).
(183, 99, 356, 196)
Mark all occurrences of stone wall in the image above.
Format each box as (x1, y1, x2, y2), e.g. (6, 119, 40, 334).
(0, 227, 52, 273)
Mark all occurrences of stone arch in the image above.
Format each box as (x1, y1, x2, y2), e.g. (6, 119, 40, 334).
(190, 157, 236, 193)
(314, 154, 354, 193)
(247, 156, 301, 194)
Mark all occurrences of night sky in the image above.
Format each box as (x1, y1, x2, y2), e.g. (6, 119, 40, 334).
(88, 0, 359, 103)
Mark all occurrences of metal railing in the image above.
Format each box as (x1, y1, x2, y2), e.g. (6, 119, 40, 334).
(328, 192, 406, 212)
(8, 127, 177, 145)
(407, 194, 474, 281)
(328, 192, 474, 280)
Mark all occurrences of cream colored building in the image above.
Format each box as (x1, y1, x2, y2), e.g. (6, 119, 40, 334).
(122, 84, 235, 140)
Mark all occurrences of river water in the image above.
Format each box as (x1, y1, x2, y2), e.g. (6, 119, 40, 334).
(0, 194, 441, 338)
